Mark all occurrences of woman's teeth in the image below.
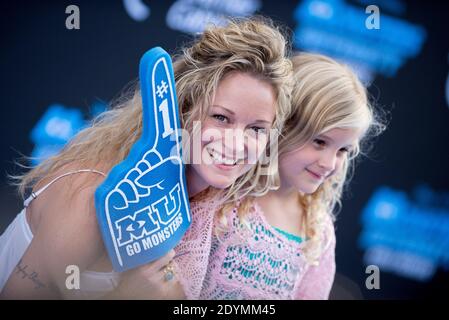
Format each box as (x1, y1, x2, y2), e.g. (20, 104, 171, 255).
(207, 148, 237, 165)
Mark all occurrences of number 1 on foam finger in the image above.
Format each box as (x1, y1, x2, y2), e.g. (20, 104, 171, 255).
(159, 99, 174, 138)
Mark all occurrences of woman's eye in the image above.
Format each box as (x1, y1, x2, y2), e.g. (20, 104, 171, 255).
(250, 126, 267, 135)
(212, 114, 228, 123)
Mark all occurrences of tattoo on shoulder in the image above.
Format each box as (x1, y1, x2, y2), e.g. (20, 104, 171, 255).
(15, 259, 48, 290)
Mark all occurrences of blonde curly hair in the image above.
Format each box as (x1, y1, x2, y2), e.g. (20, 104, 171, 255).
(12, 17, 293, 205)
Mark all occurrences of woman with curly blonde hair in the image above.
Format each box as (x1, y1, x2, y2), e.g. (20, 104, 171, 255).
(197, 52, 385, 300)
(0, 17, 293, 299)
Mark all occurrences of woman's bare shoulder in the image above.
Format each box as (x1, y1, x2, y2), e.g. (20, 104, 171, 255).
(29, 163, 106, 228)
(28, 163, 108, 271)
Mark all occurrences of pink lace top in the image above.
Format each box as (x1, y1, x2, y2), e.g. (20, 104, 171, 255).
(174, 192, 336, 300)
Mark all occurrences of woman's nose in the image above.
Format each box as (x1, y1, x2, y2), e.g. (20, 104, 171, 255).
(223, 128, 246, 159)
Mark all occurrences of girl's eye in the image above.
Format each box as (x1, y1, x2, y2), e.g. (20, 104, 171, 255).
(313, 139, 326, 148)
(337, 147, 349, 157)
(212, 114, 228, 123)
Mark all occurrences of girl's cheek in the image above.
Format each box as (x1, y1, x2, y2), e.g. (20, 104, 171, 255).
(280, 154, 298, 173)
(336, 157, 345, 171)
(327, 158, 344, 178)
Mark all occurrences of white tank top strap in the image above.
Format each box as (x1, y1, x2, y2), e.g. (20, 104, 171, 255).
(23, 169, 106, 207)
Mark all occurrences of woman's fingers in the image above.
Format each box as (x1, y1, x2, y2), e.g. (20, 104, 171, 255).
(137, 249, 176, 276)
(113, 249, 184, 299)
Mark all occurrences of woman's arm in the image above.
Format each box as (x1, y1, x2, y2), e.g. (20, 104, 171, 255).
(0, 175, 107, 299)
(0, 172, 186, 300)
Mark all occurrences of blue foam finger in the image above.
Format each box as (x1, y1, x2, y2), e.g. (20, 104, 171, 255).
(95, 47, 191, 272)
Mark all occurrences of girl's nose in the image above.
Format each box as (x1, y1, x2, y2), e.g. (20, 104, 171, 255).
(318, 152, 337, 172)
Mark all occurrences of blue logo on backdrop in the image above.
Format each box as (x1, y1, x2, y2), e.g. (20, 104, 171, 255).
(30, 104, 85, 166)
(293, 0, 426, 83)
(95, 47, 191, 272)
(359, 186, 449, 281)
(29, 101, 107, 166)
(30, 104, 85, 146)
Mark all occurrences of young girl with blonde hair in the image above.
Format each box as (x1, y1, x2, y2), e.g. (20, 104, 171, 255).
(194, 52, 385, 300)
(0, 17, 293, 299)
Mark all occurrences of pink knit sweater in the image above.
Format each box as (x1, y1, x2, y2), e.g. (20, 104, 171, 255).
(174, 192, 336, 300)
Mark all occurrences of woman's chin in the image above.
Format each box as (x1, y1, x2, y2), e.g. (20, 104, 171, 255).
(207, 175, 235, 190)
(193, 166, 236, 190)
